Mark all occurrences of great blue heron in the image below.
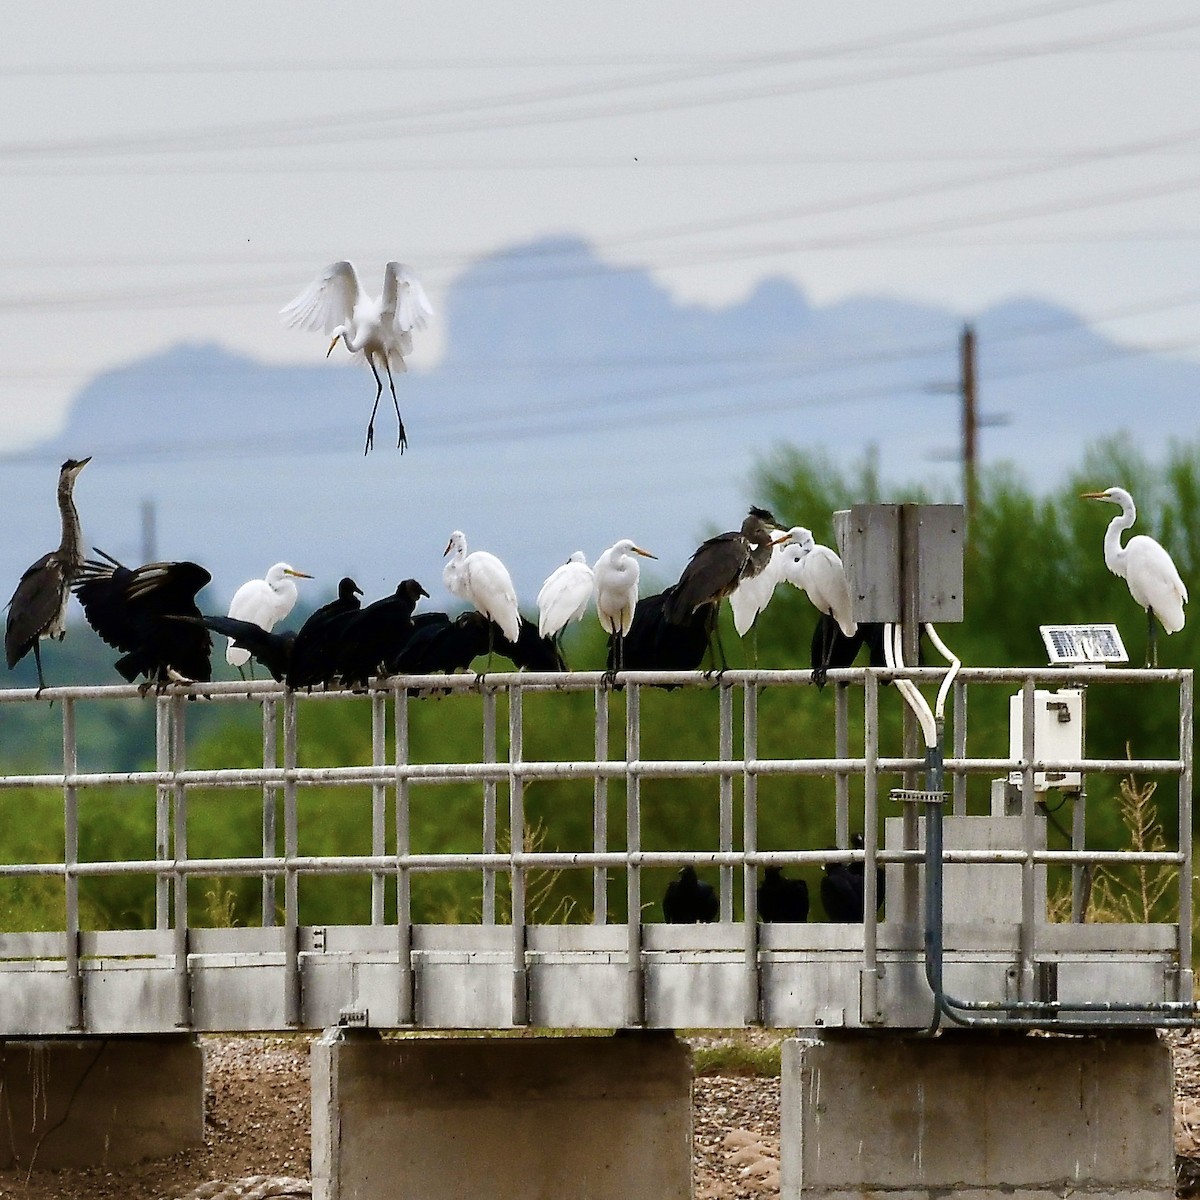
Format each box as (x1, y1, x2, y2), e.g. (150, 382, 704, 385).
(757, 868, 810, 923)
(594, 538, 656, 681)
(281, 261, 433, 455)
(285, 577, 363, 690)
(1081, 486, 1187, 666)
(224, 563, 311, 674)
(664, 507, 781, 670)
(73, 550, 212, 689)
(5, 456, 91, 692)
(661, 865, 718, 924)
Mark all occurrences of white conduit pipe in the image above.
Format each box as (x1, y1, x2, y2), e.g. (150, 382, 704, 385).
(884, 623, 938, 749)
(923, 623, 962, 723)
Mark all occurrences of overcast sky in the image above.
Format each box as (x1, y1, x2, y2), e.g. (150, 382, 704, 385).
(4, 0, 1200, 454)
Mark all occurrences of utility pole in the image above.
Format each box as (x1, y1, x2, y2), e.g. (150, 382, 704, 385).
(140, 499, 157, 563)
(960, 324, 978, 525)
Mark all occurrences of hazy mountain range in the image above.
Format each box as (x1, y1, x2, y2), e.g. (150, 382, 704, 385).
(2, 235, 1192, 614)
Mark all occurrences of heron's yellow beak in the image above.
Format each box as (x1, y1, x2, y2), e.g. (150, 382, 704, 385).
(1080, 491, 1106, 500)
(770, 533, 793, 546)
(287, 569, 313, 579)
(326, 335, 342, 358)
(633, 547, 657, 559)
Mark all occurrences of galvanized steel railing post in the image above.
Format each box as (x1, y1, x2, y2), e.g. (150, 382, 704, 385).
(742, 679, 760, 1025)
(719, 682, 735, 922)
(835, 683, 850, 848)
(592, 684, 609, 924)
(1179, 671, 1194, 1001)
(393, 686, 414, 1024)
(155, 695, 171, 929)
(509, 686, 528, 1026)
(61, 697, 82, 1030)
(371, 690, 387, 925)
(262, 698, 278, 926)
(1071, 684, 1090, 924)
(1019, 678, 1037, 1002)
(625, 684, 645, 1026)
(952, 679, 967, 816)
(283, 691, 301, 1026)
(482, 687, 498, 924)
(860, 672, 882, 1024)
(171, 694, 192, 1028)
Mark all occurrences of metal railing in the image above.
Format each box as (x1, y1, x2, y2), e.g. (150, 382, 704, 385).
(0, 664, 1193, 1032)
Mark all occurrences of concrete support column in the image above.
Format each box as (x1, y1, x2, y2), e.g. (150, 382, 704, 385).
(312, 1029, 692, 1200)
(781, 1031, 1174, 1199)
(0, 1035, 204, 1169)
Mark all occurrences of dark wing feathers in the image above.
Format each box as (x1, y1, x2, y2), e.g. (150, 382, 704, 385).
(5, 552, 67, 667)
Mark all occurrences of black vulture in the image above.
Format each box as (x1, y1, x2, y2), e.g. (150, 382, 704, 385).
(285, 577, 363, 690)
(5, 456, 91, 691)
(336, 579, 429, 687)
(186, 614, 295, 683)
(820, 833, 885, 922)
(757, 867, 810, 922)
(662, 866, 719, 923)
(73, 550, 212, 688)
(608, 585, 709, 681)
(388, 611, 490, 677)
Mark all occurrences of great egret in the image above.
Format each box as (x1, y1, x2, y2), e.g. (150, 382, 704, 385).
(661, 866, 718, 923)
(225, 563, 311, 674)
(73, 550, 212, 688)
(536, 551, 594, 645)
(609, 585, 708, 679)
(664, 507, 780, 670)
(820, 833, 884, 923)
(776, 527, 858, 685)
(594, 538, 656, 678)
(337, 578, 429, 688)
(281, 261, 433, 455)
(1081, 486, 1187, 666)
(443, 531, 521, 650)
(5, 457, 91, 692)
(757, 868, 810, 923)
(286, 577, 363, 690)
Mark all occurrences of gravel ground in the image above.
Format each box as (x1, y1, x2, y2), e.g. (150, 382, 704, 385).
(0, 1029, 1198, 1200)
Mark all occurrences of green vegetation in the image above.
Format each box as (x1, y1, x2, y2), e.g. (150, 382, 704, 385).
(0, 436, 1195, 933)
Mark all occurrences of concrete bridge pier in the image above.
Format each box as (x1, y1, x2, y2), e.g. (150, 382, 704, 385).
(0, 1034, 204, 1169)
(311, 1027, 693, 1200)
(780, 1030, 1175, 1199)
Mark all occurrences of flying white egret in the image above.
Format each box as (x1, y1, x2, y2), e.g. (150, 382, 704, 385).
(225, 563, 312, 673)
(536, 551, 594, 642)
(442, 531, 521, 645)
(594, 538, 656, 678)
(281, 261, 434, 455)
(1081, 486, 1187, 666)
(5, 457, 90, 692)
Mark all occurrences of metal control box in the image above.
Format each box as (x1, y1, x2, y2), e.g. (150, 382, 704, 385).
(1008, 688, 1084, 792)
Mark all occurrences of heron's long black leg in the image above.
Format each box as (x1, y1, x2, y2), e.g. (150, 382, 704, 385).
(383, 359, 407, 453)
(1147, 609, 1158, 668)
(32, 641, 46, 696)
(364, 359, 385, 455)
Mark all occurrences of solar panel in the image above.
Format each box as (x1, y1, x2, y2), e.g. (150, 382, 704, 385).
(1039, 624, 1127, 665)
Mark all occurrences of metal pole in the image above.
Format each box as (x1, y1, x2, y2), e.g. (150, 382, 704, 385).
(155, 695, 171, 928)
(1179, 672, 1194, 1001)
(742, 680, 760, 1025)
(861, 672, 881, 1023)
(509, 686, 528, 1025)
(593, 683, 609, 924)
(394, 686, 414, 1024)
(171, 695, 191, 1028)
(371, 690, 386, 924)
(62, 697, 82, 1030)
(719, 682, 734, 922)
(952, 679, 968, 816)
(283, 691, 301, 1026)
(835, 683, 850, 847)
(625, 684, 644, 1026)
(1072, 684, 1090, 923)
(262, 698, 278, 927)
(1019, 679, 1038, 1002)
(482, 688, 497, 924)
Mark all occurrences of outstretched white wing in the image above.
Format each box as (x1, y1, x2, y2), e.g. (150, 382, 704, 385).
(280, 261, 360, 334)
(383, 262, 434, 334)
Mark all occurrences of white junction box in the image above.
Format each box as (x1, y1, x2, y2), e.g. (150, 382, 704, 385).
(1008, 688, 1083, 792)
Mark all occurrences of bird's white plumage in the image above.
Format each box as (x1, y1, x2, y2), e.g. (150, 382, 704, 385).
(443, 530, 521, 643)
(225, 562, 309, 667)
(1084, 487, 1187, 634)
(594, 539, 654, 637)
(730, 542, 787, 636)
(537, 551, 594, 639)
(777, 527, 857, 638)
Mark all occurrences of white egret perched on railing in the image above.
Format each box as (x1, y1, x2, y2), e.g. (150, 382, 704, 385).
(225, 563, 311, 676)
(281, 260, 433, 455)
(5, 456, 91, 692)
(537, 551, 594, 645)
(1081, 485, 1188, 666)
(443, 531, 520, 670)
(594, 538, 656, 679)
